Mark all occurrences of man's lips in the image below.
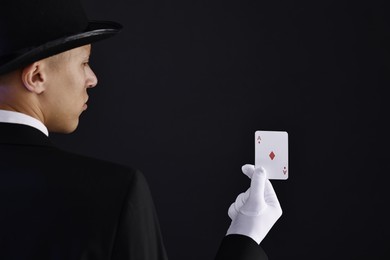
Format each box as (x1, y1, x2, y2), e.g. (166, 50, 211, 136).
(83, 97, 89, 110)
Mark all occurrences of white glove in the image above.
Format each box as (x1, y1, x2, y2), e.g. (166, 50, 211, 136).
(226, 164, 282, 244)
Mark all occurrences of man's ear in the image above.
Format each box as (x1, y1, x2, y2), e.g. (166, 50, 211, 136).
(21, 61, 47, 94)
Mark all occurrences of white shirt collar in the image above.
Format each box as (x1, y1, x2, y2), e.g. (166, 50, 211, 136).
(0, 109, 49, 136)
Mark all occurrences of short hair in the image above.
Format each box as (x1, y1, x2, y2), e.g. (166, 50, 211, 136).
(45, 50, 71, 71)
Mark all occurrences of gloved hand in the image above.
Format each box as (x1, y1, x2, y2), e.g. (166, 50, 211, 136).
(226, 164, 282, 244)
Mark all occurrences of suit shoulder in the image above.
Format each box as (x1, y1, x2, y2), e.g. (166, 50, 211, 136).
(55, 148, 144, 182)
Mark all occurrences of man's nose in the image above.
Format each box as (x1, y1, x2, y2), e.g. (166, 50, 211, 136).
(86, 66, 98, 88)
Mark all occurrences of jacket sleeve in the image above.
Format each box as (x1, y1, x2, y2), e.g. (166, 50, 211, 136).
(111, 170, 168, 260)
(215, 234, 268, 260)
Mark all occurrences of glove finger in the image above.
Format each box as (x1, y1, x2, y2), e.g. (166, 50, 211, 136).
(228, 189, 250, 219)
(241, 164, 255, 179)
(264, 179, 281, 208)
(234, 189, 250, 210)
(228, 202, 237, 220)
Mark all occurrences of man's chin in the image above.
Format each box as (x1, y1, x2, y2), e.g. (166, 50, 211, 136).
(48, 120, 79, 134)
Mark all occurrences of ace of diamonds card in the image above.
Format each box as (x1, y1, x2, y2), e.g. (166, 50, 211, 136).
(255, 131, 289, 180)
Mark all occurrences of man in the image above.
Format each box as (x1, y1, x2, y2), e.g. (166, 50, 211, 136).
(0, 0, 282, 259)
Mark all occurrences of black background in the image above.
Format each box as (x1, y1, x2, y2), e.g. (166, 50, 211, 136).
(51, 0, 389, 259)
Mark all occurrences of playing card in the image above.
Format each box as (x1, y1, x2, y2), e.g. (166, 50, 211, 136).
(255, 130, 288, 180)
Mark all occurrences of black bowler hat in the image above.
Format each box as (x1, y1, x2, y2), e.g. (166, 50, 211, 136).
(0, 0, 122, 75)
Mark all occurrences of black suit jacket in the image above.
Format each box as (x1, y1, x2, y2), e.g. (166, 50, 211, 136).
(0, 123, 268, 260)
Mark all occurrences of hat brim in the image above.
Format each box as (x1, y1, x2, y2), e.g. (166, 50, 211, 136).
(0, 20, 122, 75)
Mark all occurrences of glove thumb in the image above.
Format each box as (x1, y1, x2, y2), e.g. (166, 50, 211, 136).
(240, 166, 267, 215)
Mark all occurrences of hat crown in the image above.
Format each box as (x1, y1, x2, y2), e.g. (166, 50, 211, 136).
(0, 0, 88, 56)
(0, 0, 122, 75)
